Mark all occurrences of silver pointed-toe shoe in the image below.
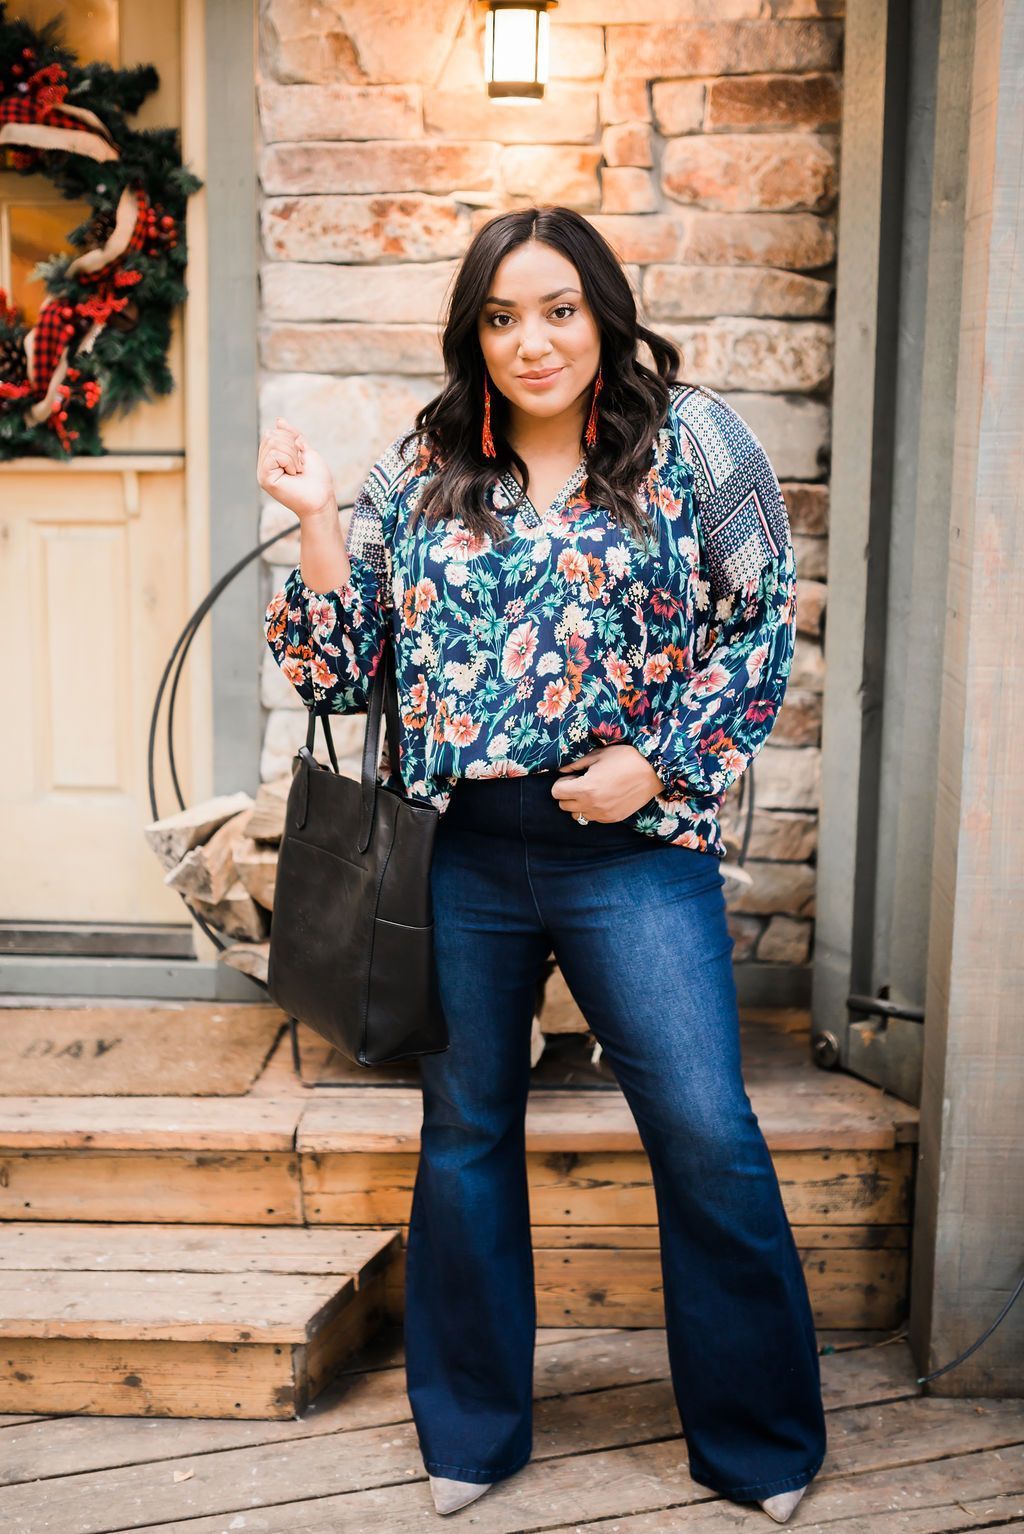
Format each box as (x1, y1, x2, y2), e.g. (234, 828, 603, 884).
(428, 1473, 493, 1515)
(759, 1485, 808, 1523)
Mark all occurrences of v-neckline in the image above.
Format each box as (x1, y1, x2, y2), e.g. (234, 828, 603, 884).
(496, 459, 588, 526)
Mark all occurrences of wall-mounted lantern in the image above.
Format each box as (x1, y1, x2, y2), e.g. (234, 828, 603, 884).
(483, 1, 557, 99)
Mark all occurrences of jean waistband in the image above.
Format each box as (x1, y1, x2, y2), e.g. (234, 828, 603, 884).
(439, 767, 663, 851)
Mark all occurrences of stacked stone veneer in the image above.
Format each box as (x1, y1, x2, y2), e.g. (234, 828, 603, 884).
(257, 0, 840, 972)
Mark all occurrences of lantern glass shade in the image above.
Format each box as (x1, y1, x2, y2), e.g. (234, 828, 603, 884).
(484, 4, 551, 99)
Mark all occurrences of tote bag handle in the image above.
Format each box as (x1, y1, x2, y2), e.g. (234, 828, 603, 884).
(302, 626, 404, 854)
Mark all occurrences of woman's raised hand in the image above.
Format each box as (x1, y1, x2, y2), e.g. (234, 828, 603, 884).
(257, 418, 336, 520)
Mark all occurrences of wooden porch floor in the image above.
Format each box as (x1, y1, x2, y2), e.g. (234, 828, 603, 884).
(0, 1324, 1022, 1533)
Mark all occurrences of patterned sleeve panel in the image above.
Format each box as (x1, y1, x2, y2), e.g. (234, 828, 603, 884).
(632, 385, 797, 801)
(263, 431, 415, 715)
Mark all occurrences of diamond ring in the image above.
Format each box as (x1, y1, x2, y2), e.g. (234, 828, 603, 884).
(574, 813, 589, 825)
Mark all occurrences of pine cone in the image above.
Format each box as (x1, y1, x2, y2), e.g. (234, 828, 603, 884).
(0, 335, 28, 383)
(106, 296, 139, 333)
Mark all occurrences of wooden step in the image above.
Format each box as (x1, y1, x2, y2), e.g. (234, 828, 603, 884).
(0, 1224, 399, 1419)
(0, 1025, 919, 1331)
(0, 1004, 287, 1096)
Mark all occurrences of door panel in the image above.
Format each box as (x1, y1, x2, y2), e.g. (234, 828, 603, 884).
(2, 468, 192, 922)
(0, 0, 200, 928)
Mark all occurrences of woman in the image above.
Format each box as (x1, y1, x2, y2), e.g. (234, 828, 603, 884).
(259, 205, 826, 1522)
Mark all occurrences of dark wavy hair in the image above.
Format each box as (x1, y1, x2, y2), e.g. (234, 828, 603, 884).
(403, 205, 683, 546)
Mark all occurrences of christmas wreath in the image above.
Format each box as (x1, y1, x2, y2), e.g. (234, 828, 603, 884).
(0, 2, 201, 458)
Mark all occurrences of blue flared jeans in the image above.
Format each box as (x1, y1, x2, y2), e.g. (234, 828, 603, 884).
(403, 769, 827, 1501)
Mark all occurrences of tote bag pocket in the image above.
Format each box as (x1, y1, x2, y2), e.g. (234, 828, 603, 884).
(267, 629, 449, 1067)
(268, 835, 376, 1056)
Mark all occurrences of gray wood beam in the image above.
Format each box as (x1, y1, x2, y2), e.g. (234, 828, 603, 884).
(205, 0, 262, 795)
(812, 0, 909, 1064)
(909, 0, 1024, 1395)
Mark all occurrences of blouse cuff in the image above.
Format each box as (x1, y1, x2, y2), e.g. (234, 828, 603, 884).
(631, 715, 703, 801)
(285, 551, 383, 623)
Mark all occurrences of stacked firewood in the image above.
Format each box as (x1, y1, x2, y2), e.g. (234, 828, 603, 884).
(146, 780, 597, 1056)
(144, 777, 292, 984)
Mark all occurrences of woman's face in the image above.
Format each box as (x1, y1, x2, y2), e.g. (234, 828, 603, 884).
(476, 240, 601, 426)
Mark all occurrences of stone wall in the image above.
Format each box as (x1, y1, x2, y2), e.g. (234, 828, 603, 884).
(256, 0, 841, 974)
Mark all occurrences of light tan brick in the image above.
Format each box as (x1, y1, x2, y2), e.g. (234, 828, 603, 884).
(680, 211, 836, 268)
(643, 264, 832, 320)
(651, 80, 707, 136)
(601, 167, 658, 215)
(663, 134, 837, 213)
(557, 0, 832, 17)
(726, 913, 761, 961)
(792, 532, 828, 579)
(782, 481, 829, 534)
(262, 0, 465, 86)
(706, 72, 842, 132)
(261, 322, 443, 375)
(260, 142, 499, 197)
(549, 24, 605, 79)
(585, 214, 683, 263)
(262, 195, 467, 263)
(795, 577, 826, 637)
(661, 318, 833, 390)
(758, 915, 813, 964)
(605, 20, 842, 77)
(719, 808, 818, 863)
(261, 709, 367, 782)
(500, 146, 602, 208)
(600, 77, 651, 126)
(259, 373, 437, 503)
(262, 261, 459, 324)
(728, 859, 816, 918)
(713, 390, 830, 479)
(425, 88, 598, 143)
(790, 635, 825, 693)
(603, 122, 653, 168)
(258, 83, 422, 143)
(755, 745, 821, 811)
(770, 687, 822, 747)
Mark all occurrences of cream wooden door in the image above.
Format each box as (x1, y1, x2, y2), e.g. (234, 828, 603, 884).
(0, 0, 203, 926)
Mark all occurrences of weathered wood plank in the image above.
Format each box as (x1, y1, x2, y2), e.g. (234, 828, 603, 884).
(0, 1339, 297, 1422)
(0, 1225, 397, 1281)
(296, 1074, 916, 1154)
(0, 1335, 919, 1488)
(302, 1146, 914, 1227)
(0, 1152, 302, 1225)
(380, 1241, 908, 1331)
(0, 1009, 284, 1097)
(541, 1448, 1024, 1532)
(0, 1098, 301, 1151)
(0, 1269, 354, 1342)
(530, 1223, 909, 1249)
(16, 1404, 1021, 1534)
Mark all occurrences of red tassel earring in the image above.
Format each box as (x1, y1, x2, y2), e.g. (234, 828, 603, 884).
(585, 365, 603, 449)
(481, 372, 497, 458)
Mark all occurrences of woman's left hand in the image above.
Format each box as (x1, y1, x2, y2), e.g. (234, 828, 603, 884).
(551, 744, 665, 822)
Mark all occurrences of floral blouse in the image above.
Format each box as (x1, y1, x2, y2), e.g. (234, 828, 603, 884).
(264, 382, 797, 859)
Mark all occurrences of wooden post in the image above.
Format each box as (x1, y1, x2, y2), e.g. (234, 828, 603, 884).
(910, 0, 1024, 1395)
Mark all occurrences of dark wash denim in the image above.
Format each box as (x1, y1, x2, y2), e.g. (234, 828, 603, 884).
(403, 769, 827, 1501)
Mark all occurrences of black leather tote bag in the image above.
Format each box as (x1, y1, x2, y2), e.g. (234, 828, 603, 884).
(267, 631, 450, 1067)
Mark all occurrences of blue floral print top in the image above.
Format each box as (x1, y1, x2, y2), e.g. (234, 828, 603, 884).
(264, 382, 797, 859)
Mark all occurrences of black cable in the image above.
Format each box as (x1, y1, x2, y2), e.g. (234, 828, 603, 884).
(916, 1270, 1024, 1385)
(737, 752, 755, 865)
